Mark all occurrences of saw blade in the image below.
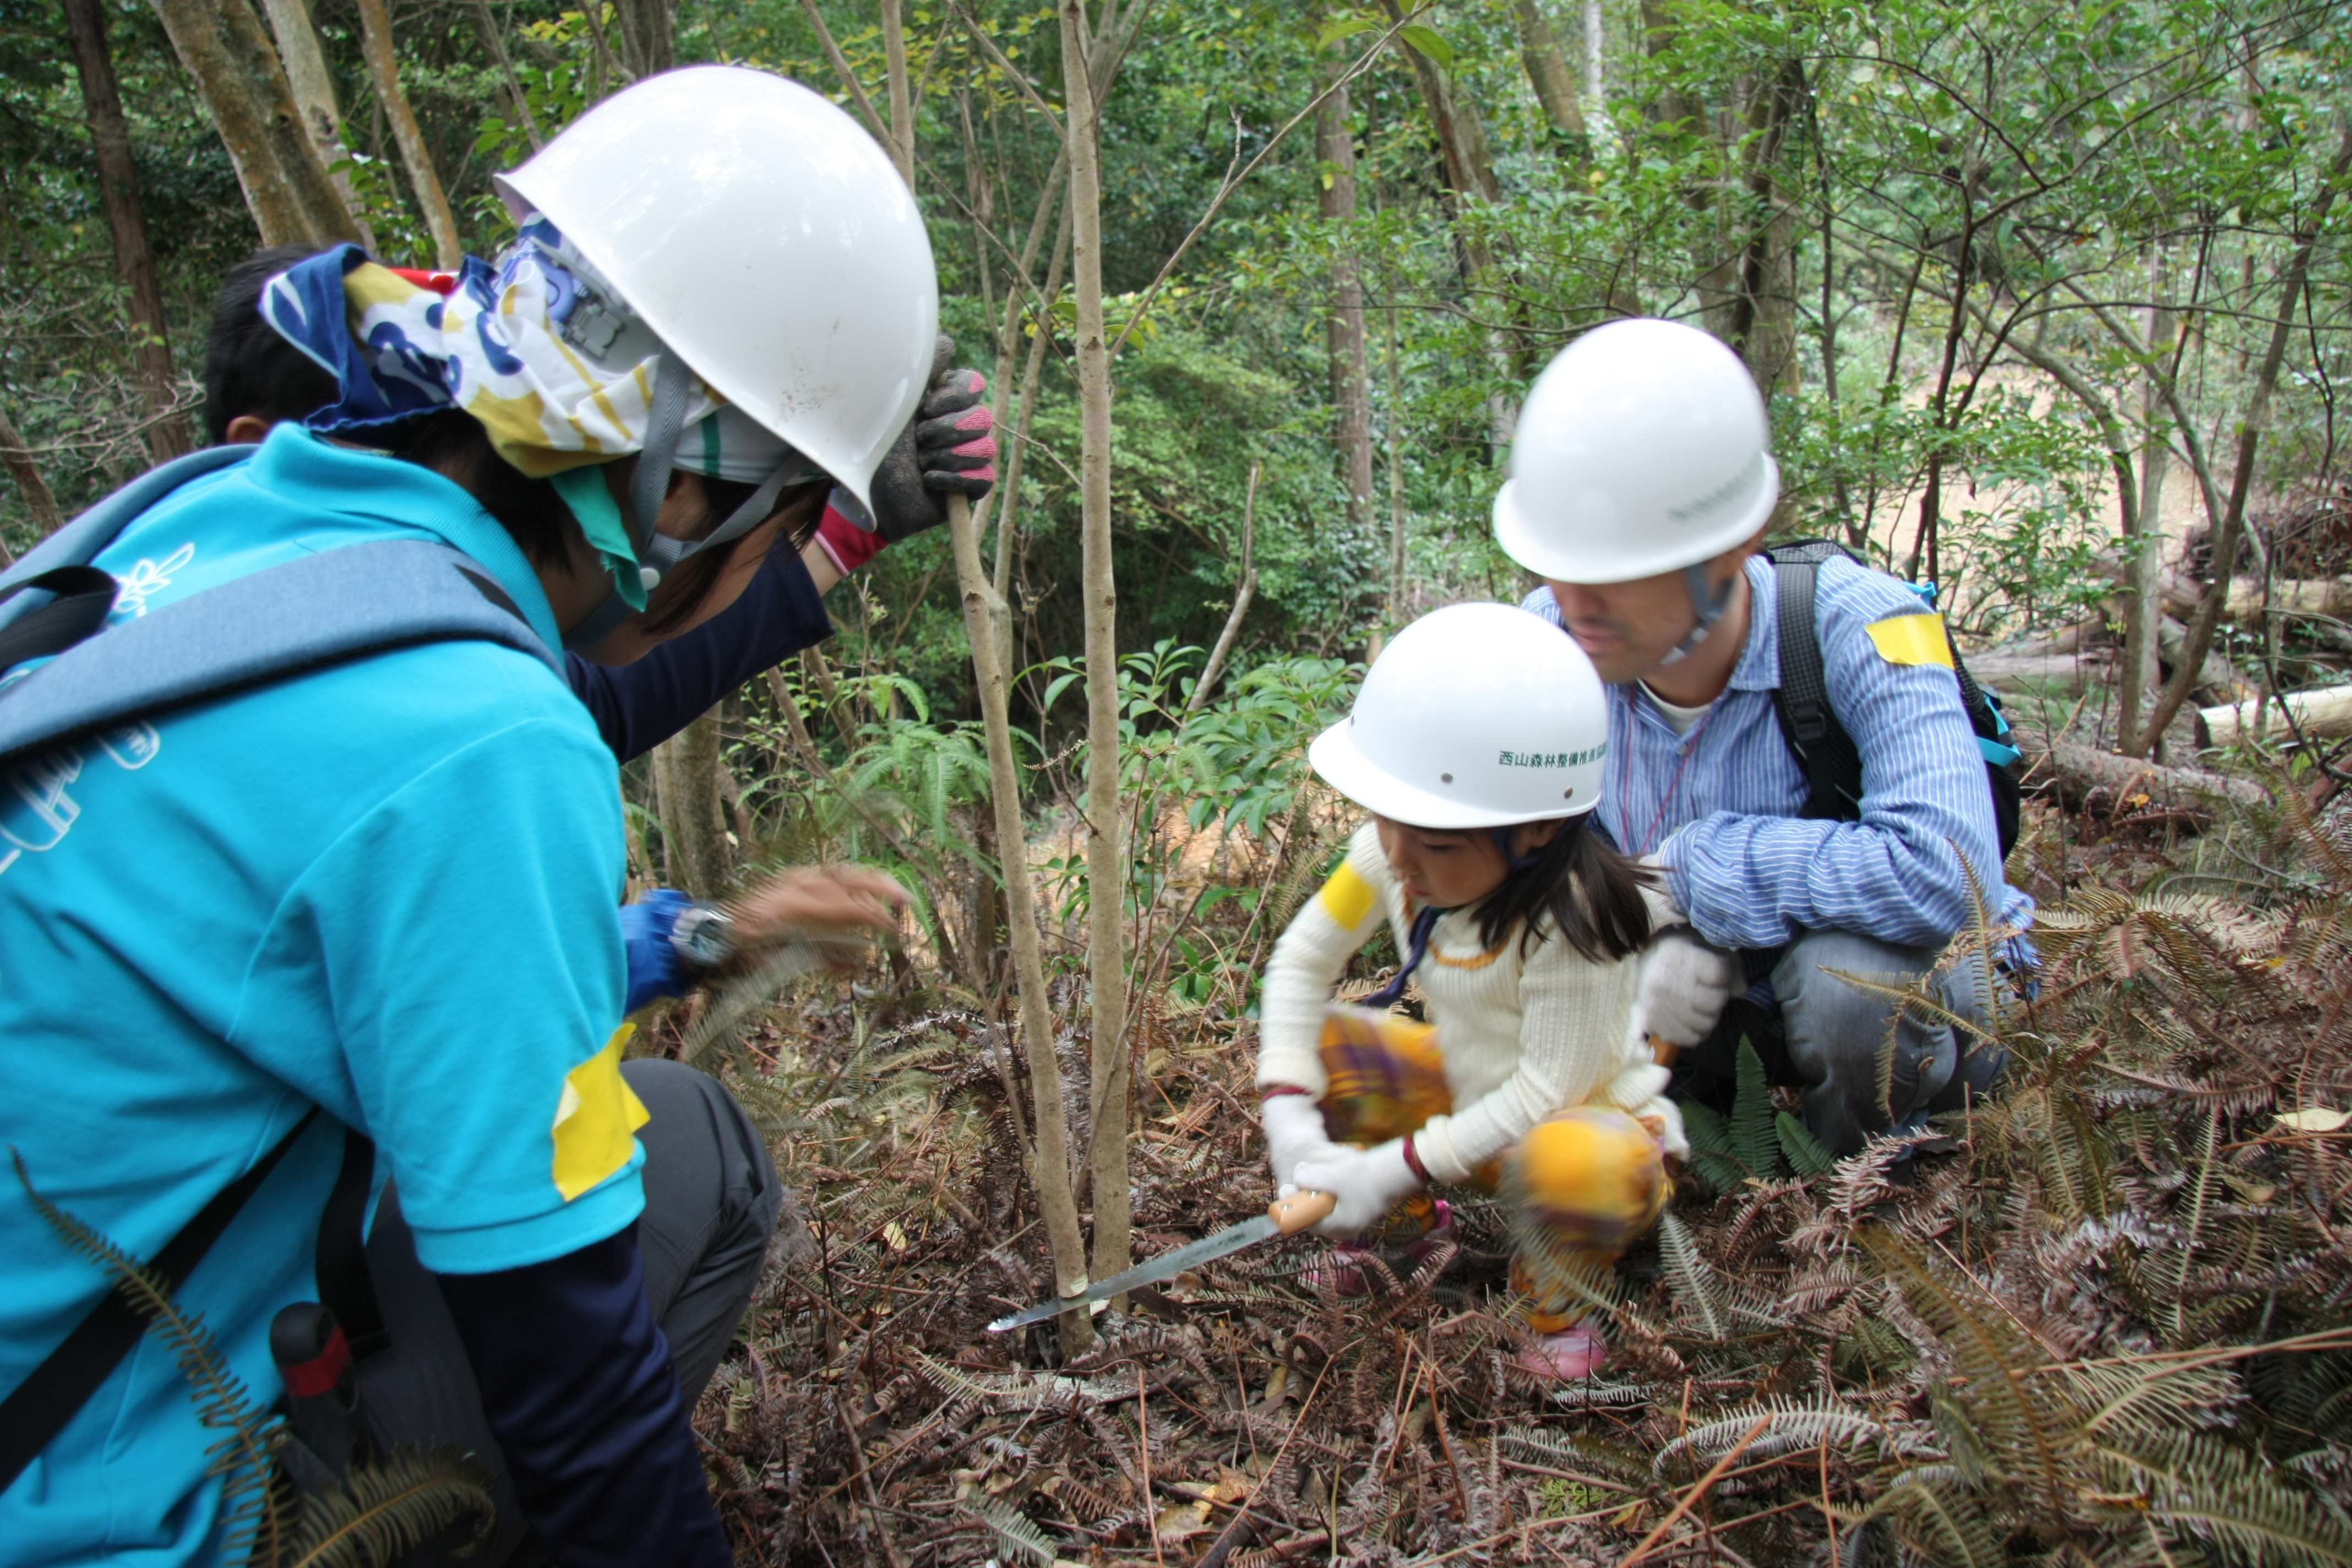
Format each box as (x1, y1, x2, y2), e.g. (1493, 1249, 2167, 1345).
(986, 1215, 1280, 1333)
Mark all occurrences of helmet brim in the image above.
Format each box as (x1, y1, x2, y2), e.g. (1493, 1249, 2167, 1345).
(1493, 455, 1781, 585)
(1308, 719, 1592, 831)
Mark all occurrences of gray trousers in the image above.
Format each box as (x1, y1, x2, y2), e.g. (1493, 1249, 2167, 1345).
(355, 1059, 781, 1564)
(1676, 929, 2007, 1156)
(1772, 928, 2006, 1154)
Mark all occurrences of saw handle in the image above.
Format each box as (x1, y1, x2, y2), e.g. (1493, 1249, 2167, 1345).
(1270, 1189, 1337, 1234)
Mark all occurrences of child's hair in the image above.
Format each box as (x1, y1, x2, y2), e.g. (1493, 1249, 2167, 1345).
(1469, 814, 1654, 965)
(202, 243, 340, 445)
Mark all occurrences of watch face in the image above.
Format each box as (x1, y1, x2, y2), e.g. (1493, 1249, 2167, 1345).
(674, 907, 734, 968)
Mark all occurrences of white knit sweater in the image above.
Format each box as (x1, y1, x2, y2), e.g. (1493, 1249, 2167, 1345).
(1256, 821, 1687, 1182)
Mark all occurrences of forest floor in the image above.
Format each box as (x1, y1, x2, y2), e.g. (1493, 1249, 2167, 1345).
(663, 739, 2352, 1568)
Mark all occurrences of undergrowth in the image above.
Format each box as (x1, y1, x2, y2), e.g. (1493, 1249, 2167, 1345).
(676, 772, 2352, 1567)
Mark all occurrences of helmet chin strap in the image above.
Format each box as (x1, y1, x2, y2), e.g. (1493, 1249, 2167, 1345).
(560, 353, 814, 651)
(1651, 560, 1738, 669)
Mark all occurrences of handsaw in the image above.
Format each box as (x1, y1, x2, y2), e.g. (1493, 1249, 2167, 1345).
(987, 1189, 1337, 1333)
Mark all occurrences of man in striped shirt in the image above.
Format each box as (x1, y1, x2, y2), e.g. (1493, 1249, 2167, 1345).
(1495, 320, 2019, 1153)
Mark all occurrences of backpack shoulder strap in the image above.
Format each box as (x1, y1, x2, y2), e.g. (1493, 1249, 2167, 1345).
(0, 1108, 322, 1494)
(1762, 541, 1867, 821)
(0, 536, 558, 773)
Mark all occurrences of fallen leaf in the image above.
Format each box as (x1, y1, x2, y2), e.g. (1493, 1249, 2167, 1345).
(1153, 1500, 1214, 1542)
(882, 1219, 910, 1251)
(2275, 1107, 2351, 1134)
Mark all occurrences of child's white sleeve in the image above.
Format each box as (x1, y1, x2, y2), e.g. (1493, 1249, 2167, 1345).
(1256, 820, 1393, 1096)
(1410, 940, 1643, 1184)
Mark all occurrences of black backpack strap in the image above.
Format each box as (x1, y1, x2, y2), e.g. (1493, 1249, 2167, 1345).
(313, 1128, 386, 1358)
(0, 1108, 322, 1493)
(0, 567, 121, 672)
(1764, 542, 1866, 821)
(0, 447, 252, 607)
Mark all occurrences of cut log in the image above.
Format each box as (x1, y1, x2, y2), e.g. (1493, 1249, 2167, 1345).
(1966, 651, 2107, 695)
(1981, 612, 2105, 658)
(2198, 684, 2352, 748)
(2024, 743, 2267, 809)
(2093, 548, 2352, 624)
(2157, 614, 2254, 705)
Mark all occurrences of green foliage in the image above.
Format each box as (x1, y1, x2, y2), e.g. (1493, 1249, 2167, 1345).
(1729, 1037, 1782, 1179)
(1774, 1109, 1836, 1177)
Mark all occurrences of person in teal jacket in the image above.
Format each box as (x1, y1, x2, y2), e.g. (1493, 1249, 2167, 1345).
(0, 68, 932, 1567)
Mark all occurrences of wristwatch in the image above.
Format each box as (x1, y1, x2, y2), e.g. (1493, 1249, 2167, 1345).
(668, 903, 736, 974)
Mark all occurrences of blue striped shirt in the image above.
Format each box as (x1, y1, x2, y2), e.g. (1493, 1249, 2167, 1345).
(1522, 554, 2032, 952)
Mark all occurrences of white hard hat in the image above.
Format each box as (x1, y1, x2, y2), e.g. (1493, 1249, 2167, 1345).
(1308, 603, 1608, 830)
(1493, 318, 1779, 584)
(494, 66, 937, 515)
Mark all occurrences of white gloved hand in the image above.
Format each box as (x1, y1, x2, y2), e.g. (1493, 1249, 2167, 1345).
(1638, 927, 1739, 1047)
(1291, 1139, 1425, 1238)
(1261, 1094, 1340, 1192)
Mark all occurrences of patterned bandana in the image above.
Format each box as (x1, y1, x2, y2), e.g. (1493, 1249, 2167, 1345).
(259, 216, 814, 611)
(258, 218, 801, 485)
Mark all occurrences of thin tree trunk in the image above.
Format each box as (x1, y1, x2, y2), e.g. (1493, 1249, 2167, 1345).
(469, 0, 543, 150)
(1384, 288, 1408, 619)
(881, 0, 913, 186)
(992, 216, 1069, 612)
(1513, 0, 1586, 143)
(1186, 465, 1257, 721)
(0, 400, 61, 545)
(2135, 123, 2352, 754)
(150, 0, 361, 248)
(353, 0, 462, 268)
(65, 0, 194, 462)
(1581, 0, 1603, 107)
(610, 0, 674, 79)
(258, 0, 375, 249)
(2122, 254, 2175, 755)
(1314, 22, 1373, 530)
(945, 492, 1092, 1338)
(1060, 0, 1130, 1298)
(652, 710, 733, 901)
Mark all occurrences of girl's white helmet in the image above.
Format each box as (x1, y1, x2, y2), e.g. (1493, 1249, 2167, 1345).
(1493, 318, 1779, 584)
(494, 66, 937, 514)
(1309, 603, 1608, 830)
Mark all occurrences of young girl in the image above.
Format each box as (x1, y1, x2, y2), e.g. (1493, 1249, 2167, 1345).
(1256, 602, 1685, 1378)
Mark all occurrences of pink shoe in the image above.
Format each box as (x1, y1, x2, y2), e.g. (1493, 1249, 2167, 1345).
(1303, 1245, 1374, 1297)
(1516, 1324, 1608, 1380)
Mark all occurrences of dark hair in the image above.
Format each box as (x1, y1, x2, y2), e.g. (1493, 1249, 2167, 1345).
(202, 243, 340, 445)
(393, 410, 827, 619)
(1468, 814, 1655, 965)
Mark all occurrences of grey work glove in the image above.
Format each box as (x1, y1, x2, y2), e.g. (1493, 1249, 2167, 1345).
(862, 334, 999, 542)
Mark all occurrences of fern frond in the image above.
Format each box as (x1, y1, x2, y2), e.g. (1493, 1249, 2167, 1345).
(962, 1498, 1060, 1566)
(1777, 1110, 1838, 1177)
(285, 1445, 496, 1568)
(2124, 1430, 2352, 1566)
(14, 1152, 290, 1568)
(1675, 1098, 1747, 1193)
(678, 940, 829, 1065)
(1657, 1210, 1729, 1341)
(1653, 1398, 1937, 1478)
(1869, 1475, 2007, 1568)
(1732, 1038, 1783, 1177)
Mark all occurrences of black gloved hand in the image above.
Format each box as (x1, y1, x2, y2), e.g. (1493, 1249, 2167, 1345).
(865, 335, 1000, 543)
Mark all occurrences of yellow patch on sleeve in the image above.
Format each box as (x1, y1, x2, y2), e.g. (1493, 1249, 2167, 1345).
(551, 1023, 652, 1202)
(1315, 860, 1378, 930)
(1865, 612, 1953, 669)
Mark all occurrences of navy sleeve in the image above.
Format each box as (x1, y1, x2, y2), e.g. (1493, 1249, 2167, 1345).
(565, 542, 833, 763)
(437, 1230, 730, 1568)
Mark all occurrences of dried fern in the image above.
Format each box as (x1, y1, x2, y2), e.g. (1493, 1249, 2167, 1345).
(284, 1446, 495, 1568)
